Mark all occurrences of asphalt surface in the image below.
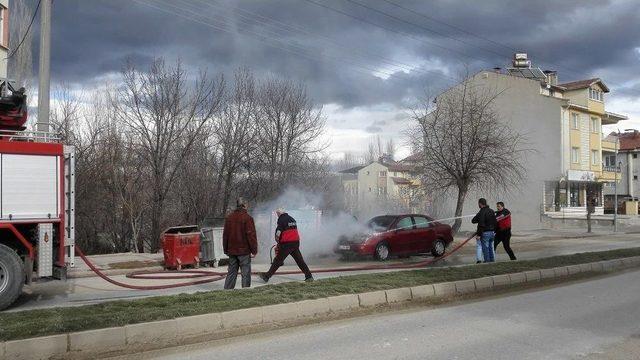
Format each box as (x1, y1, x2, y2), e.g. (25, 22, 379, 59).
(9, 232, 640, 312)
(112, 269, 640, 360)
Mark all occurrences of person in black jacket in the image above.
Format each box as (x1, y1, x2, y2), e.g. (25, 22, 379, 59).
(259, 208, 314, 283)
(471, 198, 497, 262)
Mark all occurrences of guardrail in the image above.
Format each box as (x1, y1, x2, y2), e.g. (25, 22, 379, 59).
(0, 129, 61, 143)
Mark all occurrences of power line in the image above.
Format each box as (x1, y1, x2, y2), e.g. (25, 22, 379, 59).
(191, 0, 436, 78)
(377, 0, 624, 87)
(343, 0, 507, 62)
(379, 0, 516, 54)
(171, 0, 407, 79)
(137, 0, 457, 86)
(5, 0, 42, 60)
(302, 0, 490, 67)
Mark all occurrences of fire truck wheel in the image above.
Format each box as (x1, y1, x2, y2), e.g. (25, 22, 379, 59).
(0, 243, 25, 311)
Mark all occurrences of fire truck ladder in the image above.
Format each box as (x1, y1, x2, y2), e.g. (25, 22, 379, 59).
(64, 145, 76, 267)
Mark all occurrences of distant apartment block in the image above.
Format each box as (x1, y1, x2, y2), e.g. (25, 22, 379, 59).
(339, 155, 427, 219)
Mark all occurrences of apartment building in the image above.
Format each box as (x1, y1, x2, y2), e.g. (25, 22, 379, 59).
(435, 53, 627, 230)
(0, 0, 8, 78)
(340, 156, 426, 219)
(603, 130, 640, 211)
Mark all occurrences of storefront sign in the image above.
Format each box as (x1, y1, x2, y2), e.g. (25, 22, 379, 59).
(568, 170, 595, 182)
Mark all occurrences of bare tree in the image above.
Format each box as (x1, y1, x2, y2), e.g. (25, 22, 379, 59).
(50, 84, 82, 142)
(256, 77, 326, 197)
(385, 138, 397, 161)
(337, 151, 363, 171)
(409, 80, 529, 232)
(365, 135, 385, 163)
(212, 68, 259, 215)
(113, 59, 224, 251)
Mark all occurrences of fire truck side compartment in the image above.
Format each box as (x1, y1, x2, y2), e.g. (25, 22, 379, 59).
(1, 154, 60, 220)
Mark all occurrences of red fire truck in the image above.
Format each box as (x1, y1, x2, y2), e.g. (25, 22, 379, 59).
(0, 81, 75, 310)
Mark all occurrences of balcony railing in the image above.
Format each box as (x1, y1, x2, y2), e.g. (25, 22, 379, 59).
(602, 165, 621, 172)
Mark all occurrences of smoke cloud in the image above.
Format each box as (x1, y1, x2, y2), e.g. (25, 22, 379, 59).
(251, 187, 368, 261)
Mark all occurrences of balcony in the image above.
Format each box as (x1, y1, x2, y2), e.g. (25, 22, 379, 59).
(600, 164, 621, 182)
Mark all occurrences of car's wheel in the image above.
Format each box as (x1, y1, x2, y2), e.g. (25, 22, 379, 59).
(431, 239, 446, 257)
(374, 242, 390, 261)
(0, 243, 25, 311)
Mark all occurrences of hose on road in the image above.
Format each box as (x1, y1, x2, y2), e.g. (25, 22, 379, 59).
(75, 233, 476, 290)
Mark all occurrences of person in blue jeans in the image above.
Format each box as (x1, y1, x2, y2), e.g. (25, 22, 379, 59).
(475, 237, 484, 264)
(471, 198, 497, 263)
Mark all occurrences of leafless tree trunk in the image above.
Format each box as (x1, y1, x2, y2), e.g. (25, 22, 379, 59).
(408, 80, 529, 232)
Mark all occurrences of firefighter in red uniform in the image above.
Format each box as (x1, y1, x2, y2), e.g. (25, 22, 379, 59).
(259, 208, 314, 282)
(495, 202, 517, 261)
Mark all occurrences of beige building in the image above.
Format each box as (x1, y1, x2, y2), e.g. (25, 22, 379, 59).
(432, 53, 628, 230)
(340, 157, 426, 219)
(0, 0, 8, 78)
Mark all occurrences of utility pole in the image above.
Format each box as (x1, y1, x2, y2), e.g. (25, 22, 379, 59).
(37, 0, 52, 134)
(614, 137, 619, 232)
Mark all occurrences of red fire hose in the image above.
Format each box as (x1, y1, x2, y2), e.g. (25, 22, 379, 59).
(75, 248, 227, 290)
(76, 234, 476, 290)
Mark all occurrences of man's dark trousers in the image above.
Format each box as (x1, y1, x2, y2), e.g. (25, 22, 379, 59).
(224, 254, 252, 289)
(494, 228, 517, 260)
(265, 242, 312, 279)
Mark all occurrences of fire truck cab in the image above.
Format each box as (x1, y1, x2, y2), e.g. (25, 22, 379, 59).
(0, 80, 75, 310)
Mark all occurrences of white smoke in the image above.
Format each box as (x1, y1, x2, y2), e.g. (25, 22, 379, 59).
(251, 187, 368, 261)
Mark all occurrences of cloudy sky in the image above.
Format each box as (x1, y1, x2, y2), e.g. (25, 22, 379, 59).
(20, 0, 640, 159)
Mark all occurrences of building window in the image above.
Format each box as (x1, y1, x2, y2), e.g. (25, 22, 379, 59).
(634, 154, 638, 159)
(635, 176, 638, 181)
(591, 150, 599, 165)
(605, 155, 617, 167)
(591, 117, 600, 133)
(379, 171, 387, 177)
(571, 147, 580, 163)
(571, 113, 580, 129)
(589, 88, 604, 102)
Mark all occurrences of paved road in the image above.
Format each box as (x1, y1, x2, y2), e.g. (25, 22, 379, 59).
(113, 270, 640, 360)
(9, 232, 640, 311)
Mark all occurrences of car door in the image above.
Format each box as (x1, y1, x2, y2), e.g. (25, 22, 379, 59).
(391, 216, 415, 254)
(412, 216, 435, 253)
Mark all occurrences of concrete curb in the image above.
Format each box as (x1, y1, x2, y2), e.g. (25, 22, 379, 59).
(5, 255, 640, 360)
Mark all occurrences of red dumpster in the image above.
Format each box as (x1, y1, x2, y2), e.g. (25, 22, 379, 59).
(162, 225, 200, 270)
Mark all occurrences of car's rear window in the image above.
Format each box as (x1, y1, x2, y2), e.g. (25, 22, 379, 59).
(367, 216, 396, 232)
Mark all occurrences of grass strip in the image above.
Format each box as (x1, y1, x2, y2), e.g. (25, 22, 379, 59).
(1, 247, 639, 341)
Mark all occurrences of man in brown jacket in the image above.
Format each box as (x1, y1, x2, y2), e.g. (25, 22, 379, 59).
(223, 197, 258, 289)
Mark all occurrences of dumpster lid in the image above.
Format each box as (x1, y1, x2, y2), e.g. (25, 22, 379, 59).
(163, 225, 200, 234)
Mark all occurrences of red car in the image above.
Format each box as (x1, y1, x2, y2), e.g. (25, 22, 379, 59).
(336, 214, 454, 261)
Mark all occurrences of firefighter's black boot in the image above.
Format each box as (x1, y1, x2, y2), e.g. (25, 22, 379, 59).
(259, 272, 270, 283)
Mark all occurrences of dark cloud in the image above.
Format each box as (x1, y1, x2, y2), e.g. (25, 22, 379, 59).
(18, 0, 640, 107)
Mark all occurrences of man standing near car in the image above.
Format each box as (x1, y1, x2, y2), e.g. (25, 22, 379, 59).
(223, 197, 258, 289)
(259, 208, 314, 283)
(471, 198, 497, 263)
(495, 202, 517, 260)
